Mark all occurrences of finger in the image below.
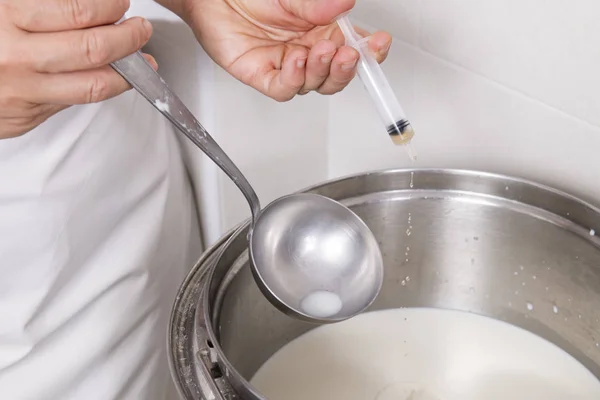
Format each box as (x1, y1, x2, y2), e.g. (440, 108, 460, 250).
(31, 54, 156, 105)
(252, 48, 308, 102)
(0, 104, 68, 139)
(301, 39, 337, 93)
(13, 0, 130, 32)
(0, 102, 66, 119)
(367, 31, 393, 63)
(27, 17, 152, 73)
(142, 53, 159, 70)
(316, 46, 358, 95)
(328, 27, 391, 63)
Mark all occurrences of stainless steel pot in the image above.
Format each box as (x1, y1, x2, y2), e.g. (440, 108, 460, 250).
(169, 169, 600, 400)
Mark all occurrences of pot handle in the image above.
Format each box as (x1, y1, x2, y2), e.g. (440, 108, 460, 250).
(196, 339, 239, 400)
(194, 250, 239, 399)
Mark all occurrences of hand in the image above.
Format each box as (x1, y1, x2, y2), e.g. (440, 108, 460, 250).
(182, 0, 392, 101)
(0, 0, 158, 139)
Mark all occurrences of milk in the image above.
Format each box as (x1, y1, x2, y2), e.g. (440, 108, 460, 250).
(250, 308, 600, 400)
(300, 290, 343, 318)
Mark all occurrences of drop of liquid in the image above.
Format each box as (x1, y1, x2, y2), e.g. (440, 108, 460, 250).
(300, 291, 343, 318)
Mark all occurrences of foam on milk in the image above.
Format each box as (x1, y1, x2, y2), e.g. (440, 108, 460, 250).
(251, 308, 600, 400)
(300, 290, 342, 318)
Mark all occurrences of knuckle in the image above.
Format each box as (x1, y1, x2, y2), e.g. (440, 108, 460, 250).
(86, 75, 111, 103)
(81, 31, 110, 66)
(67, 0, 94, 27)
(6, 2, 31, 30)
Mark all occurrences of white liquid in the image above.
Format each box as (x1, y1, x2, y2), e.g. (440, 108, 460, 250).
(251, 308, 600, 400)
(300, 291, 343, 318)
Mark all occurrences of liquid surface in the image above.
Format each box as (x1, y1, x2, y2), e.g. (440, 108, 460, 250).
(300, 290, 343, 318)
(250, 308, 600, 400)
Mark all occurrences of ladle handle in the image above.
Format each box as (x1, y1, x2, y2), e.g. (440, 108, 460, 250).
(111, 51, 261, 222)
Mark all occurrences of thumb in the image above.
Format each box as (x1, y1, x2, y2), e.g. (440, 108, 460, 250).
(281, 0, 355, 26)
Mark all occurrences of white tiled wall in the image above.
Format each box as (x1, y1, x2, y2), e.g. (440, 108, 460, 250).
(214, 73, 329, 231)
(334, 0, 600, 203)
(137, 0, 600, 241)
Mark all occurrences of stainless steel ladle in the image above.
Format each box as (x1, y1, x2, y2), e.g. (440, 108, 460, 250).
(111, 51, 384, 323)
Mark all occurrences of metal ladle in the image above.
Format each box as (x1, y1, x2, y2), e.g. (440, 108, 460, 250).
(111, 52, 384, 323)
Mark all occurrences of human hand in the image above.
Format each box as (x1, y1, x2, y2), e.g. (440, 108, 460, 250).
(181, 0, 392, 101)
(0, 0, 157, 139)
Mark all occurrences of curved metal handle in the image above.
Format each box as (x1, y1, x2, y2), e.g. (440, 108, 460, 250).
(110, 52, 261, 223)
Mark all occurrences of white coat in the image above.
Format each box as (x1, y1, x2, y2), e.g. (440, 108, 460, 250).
(0, 78, 201, 399)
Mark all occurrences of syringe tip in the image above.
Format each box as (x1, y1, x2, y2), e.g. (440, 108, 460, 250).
(403, 141, 418, 162)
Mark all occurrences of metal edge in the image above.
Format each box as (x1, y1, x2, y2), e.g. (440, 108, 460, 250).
(297, 167, 600, 213)
(168, 222, 243, 400)
(172, 168, 600, 399)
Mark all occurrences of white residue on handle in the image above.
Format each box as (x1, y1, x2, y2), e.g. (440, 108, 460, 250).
(154, 99, 170, 113)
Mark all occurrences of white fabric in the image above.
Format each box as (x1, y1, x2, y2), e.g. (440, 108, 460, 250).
(0, 88, 200, 399)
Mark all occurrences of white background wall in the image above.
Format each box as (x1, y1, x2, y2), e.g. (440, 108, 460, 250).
(336, 0, 600, 198)
(132, 0, 600, 246)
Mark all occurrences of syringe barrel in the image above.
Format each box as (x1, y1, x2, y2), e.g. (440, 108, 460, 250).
(352, 38, 414, 145)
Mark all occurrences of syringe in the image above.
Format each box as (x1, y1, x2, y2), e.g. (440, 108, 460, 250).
(337, 15, 417, 161)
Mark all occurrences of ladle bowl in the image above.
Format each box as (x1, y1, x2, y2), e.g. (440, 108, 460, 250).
(250, 193, 383, 323)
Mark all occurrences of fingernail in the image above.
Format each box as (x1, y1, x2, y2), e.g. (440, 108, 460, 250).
(296, 58, 307, 68)
(379, 41, 392, 55)
(142, 19, 153, 35)
(341, 59, 358, 71)
(320, 53, 334, 64)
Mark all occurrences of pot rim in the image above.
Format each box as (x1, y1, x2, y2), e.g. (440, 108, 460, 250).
(170, 167, 600, 399)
